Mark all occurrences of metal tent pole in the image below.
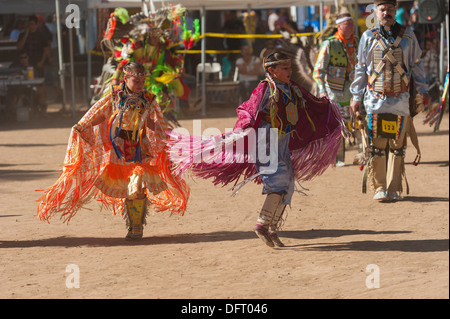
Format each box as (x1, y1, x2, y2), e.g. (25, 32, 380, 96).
(440, 18, 445, 85)
(201, 5, 206, 117)
(320, 1, 324, 32)
(445, 12, 449, 82)
(68, 8, 76, 118)
(87, 8, 92, 102)
(55, 0, 66, 112)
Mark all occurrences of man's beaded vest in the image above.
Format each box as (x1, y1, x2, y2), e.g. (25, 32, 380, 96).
(368, 25, 409, 96)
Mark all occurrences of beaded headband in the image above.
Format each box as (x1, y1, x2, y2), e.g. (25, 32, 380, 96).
(263, 59, 291, 68)
(336, 16, 353, 24)
(123, 69, 146, 78)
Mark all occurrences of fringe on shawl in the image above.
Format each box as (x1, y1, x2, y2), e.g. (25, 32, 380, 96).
(151, 150, 190, 215)
(167, 99, 346, 189)
(36, 130, 100, 223)
(167, 128, 259, 186)
(37, 130, 189, 223)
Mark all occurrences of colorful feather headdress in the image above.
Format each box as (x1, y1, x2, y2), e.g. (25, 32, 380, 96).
(100, 5, 200, 110)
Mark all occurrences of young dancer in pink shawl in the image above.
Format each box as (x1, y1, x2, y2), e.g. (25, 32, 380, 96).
(169, 52, 346, 247)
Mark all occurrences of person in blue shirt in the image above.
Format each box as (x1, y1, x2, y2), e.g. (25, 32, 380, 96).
(350, 0, 429, 201)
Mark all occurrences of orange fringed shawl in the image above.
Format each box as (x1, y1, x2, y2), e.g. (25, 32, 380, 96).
(37, 87, 190, 223)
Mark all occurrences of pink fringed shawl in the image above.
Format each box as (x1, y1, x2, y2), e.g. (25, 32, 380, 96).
(167, 81, 346, 189)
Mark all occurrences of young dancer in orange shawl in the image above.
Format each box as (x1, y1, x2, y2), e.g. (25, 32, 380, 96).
(37, 62, 189, 240)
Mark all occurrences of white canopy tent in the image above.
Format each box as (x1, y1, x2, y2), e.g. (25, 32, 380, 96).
(87, 0, 363, 10)
(0, 0, 371, 13)
(87, 0, 369, 115)
(3, 0, 345, 116)
(1, 0, 447, 116)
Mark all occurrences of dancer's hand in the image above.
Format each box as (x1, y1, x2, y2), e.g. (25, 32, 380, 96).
(351, 100, 361, 114)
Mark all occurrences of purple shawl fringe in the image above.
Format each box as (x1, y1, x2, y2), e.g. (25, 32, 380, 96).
(167, 81, 346, 188)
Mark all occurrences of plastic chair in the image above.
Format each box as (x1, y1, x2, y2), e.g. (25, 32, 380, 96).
(196, 62, 222, 86)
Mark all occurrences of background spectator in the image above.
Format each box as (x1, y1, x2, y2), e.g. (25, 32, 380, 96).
(236, 43, 261, 102)
(9, 20, 25, 41)
(7, 50, 46, 119)
(16, 15, 50, 113)
(267, 9, 279, 33)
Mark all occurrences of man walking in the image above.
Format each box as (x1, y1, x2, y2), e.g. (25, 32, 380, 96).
(314, 12, 359, 166)
(350, 0, 428, 201)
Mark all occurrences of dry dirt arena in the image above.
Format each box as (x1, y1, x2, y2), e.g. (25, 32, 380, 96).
(0, 106, 448, 300)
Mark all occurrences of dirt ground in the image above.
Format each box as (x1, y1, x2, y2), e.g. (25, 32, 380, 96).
(0, 104, 448, 300)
